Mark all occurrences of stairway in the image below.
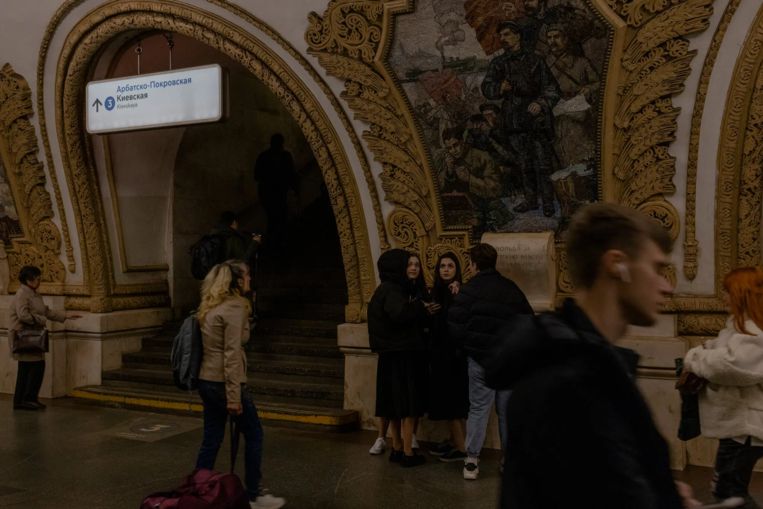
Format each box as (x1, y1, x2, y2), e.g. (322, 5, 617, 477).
(73, 197, 357, 430)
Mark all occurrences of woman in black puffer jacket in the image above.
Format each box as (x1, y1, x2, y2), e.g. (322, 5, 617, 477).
(369, 249, 429, 467)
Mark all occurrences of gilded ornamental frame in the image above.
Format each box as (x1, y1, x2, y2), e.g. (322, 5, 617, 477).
(306, 0, 720, 328)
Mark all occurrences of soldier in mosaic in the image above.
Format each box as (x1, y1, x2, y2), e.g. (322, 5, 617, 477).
(481, 20, 561, 217)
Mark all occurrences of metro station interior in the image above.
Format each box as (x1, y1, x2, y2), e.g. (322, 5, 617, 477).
(3, 0, 763, 507)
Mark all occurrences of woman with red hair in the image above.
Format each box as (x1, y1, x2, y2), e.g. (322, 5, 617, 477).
(684, 267, 763, 508)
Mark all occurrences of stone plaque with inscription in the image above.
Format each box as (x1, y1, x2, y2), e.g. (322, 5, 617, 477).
(481, 232, 557, 312)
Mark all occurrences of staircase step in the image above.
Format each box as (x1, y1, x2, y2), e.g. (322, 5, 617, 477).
(255, 318, 338, 338)
(119, 358, 344, 380)
(249, 358, 343, 378)
(142, 319, 338, 343)
(122, 351, 170, 365)
(256, 285, 347, 300)
(249, 340, 342, 358)
(249, 375, 343, 403)
(257, 300, 344, 323)
(253, 334, 338, 347)
(102, 367, 343, 403)
(123, 351, 343, 379)
(140, 339, 342, 360)
(102, 367, 176, 387)
(105, 364, 343, 385)
(91, 379, 343, 409)
(70, 383, 357, 430)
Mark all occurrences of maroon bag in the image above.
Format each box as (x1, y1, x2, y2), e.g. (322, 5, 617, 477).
(141, 418, 249, 509)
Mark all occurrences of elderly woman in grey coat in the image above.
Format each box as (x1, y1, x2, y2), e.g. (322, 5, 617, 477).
(10, 265, 79, 410)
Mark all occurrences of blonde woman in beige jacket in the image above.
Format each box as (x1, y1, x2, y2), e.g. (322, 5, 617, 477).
(194, 260, 285, 509)
(684, 267, 763, 508)
(10, 265, 80, 411)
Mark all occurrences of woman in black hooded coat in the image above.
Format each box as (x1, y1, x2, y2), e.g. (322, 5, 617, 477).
(427, 252, 468, 461)
(368, 249, 429, 467)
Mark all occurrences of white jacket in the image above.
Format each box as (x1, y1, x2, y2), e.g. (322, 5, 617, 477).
(684, 318, 763, 441)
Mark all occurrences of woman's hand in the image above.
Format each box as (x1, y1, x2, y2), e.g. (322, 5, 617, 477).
(448, 281, 460, 295)
(227, 402, 242, 415)
(424, 302, 442, 315)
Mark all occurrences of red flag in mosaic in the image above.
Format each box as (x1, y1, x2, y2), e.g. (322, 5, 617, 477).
(419, 69, 464, 104)
(464, 0, 523, 56)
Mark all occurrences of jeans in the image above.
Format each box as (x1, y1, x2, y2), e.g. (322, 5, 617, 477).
(465, 357, 511, 458)
(14, 360, 45, 406)
(196, 380, 264, 501)
(712, 437, 763, 508)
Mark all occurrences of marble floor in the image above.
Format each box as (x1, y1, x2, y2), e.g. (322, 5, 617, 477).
(0, 394, 761, 508)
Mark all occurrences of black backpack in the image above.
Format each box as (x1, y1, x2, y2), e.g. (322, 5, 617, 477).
(170, 313, 203, 391)
(189, 234, 225, 280)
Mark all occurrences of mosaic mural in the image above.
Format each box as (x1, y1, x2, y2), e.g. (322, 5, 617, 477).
(390, 0, 610, 236)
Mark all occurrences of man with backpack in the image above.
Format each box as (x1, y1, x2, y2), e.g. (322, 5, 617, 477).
(190, 211, 262, 280)
(190, 212, 262, 322)
(212, 211, 262, 270)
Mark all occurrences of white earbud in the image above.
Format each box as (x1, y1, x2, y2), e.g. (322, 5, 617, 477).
(616, 263, 631, 283)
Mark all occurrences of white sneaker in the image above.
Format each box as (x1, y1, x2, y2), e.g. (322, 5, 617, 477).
(250, 493, 286, 509)
(369, 437, 386, 455)
(463, 457, 479, 480)
(411, 434, 420, 449)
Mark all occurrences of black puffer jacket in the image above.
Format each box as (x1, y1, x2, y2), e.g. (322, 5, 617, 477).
(469, 299, 683, 509)
(448, 268, 533, 350)
(368, 249, 426, 353)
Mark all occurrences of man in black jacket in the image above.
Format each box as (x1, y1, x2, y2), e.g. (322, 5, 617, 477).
(212, 211, 261, 264)
(467, 203, 699, 508)
(449, 243, 533, 480)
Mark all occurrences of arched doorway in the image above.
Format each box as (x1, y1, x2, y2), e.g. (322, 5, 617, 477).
(93, 32, 339, 315)
(52, 3, 371, 424)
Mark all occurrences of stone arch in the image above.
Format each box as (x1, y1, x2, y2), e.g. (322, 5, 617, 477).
(669, 3, 763, 337)
(716, 4, 763, 291)
(54, 0, 376, 319)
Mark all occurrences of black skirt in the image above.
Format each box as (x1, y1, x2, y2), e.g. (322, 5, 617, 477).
(427, 348, 469, 420)
(375, 350, 427, 419)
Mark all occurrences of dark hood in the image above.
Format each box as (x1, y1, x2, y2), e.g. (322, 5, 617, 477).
(466, 298, 639, 390)
(377, 249, 410, 287)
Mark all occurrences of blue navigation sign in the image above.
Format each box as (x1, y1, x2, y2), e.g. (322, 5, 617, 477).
(85, 64, 224, 134)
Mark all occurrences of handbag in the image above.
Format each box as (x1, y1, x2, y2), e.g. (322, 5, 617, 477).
(675, 358, 703, 441)
(676, 370, 707, 395)
(12, 327, 49, 354)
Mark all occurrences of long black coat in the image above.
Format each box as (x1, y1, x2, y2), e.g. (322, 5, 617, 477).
(367, 282, 426, 353)
(469, 299, 683, 509)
